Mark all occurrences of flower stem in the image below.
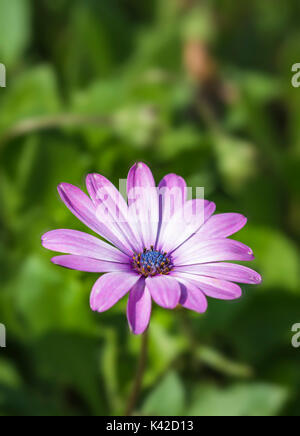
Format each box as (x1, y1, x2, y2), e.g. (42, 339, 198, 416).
(125, 329, 148, 416)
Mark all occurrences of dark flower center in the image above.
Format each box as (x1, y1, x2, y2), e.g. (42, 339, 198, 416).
(132, 246, 173, 277)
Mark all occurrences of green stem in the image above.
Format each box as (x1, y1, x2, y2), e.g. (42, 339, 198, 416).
(125, 329, 148, 416)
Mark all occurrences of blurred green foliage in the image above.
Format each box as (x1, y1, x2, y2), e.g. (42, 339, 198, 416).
(0, 0, 300, 416)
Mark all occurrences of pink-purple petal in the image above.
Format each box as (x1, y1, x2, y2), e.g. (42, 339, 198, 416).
(158, 173, 187, 219)
(42, 229, 129, 262)
(146, 275, 181, 309)
(51, 255, 131, 273)
(58, 183, 132, 256)
(173, 272, 242, 300)
(196, 213, 247, 239)
(86, 173, 143, 252)
(159, 199, 216, 252)
(127, 279, 151, 335)
(173, 238, 254, 265)
(156, 173, 187, 248)
(90, 272, 140, 312)
(127, 162, 159, 248)
(175, 262, 262, 284)
(177, 278, 208, 313)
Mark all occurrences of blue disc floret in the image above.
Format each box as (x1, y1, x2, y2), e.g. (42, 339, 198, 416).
(132, 246, 173, 277)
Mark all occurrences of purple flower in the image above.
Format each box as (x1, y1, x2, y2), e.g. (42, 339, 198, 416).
(42, 163, 261, 334)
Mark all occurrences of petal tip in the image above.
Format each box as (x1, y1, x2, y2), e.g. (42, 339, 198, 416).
(89, 291, 98, 312)
(41, 233, 47, 243)
(90, 301, 97, 312)
(57, 182, 67, 192)
(242, 214, 248, 224)
(50, 256, 59, 265)
(255, 272, 262, 284)
(129, 325, 148, 335)
(57, 183, 71, 198)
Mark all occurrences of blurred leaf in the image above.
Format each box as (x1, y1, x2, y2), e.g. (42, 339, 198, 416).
(142, 371, 185, 416)
(100, 328, 122, 413)
(145, 314, 187, 387)
(0, 358, 22, 389)
(158, 127, 203, 160)
(182, 5, 216, 43)
(241, 72, 282, 102)
(33, 332, 105, 415)
(196, 346, 253, 379)
(0, 0, 31, 68)
(0, 66, 61, 135)
(187, 383, 289, 416)
(239, 226, 300, 293)
(213, 134, 258, 194)
(227, 291, 300, 364)
(114, 104, 160, 148)
(4, 255, 98, 338)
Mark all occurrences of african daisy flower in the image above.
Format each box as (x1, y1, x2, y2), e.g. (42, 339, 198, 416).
(41, 163, 261, 334)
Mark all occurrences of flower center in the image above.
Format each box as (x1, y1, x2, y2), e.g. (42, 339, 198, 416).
(132, 246, 173, 277)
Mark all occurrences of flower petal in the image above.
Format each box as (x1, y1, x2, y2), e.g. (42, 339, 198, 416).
(173, 238, 254, 265)
(90, 272, 140, 312)
(146, 275, 181, 309)
(159, 199, 216, 252)
(86, 173, 142, 252)
(127, 163, 159, 248)
(158, 173, 187, 219)
(156, 173, 187, 247)
(58, 183, 132, 255)
(42, 229, 129, 262)
(196, 213, 247, 239)
(52, 255, 131, 273)
(177, 278, 208, 313)
(175, 263, 262, 284)
(173, 272, 242, 300)
(127, 278, 151, 335)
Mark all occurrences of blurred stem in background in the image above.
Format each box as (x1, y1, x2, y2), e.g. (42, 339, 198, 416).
(125, 330, 149, 416)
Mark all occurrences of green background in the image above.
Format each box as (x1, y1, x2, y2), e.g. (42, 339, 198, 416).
(0, 0, 300, 416)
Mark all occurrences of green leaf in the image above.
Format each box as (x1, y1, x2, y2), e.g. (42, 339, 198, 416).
(196, 346, 253, 378)
(239, 226, 300, 293)
(0, 66, 61, 135)
(5, 255, 98, 338)
(144, 314, 187, 387)
(213, 134, 258, 194)
(142, 371, 185, 416)
(0, 358, 23, 388)
(0, 0, 31, 68)
(158, 127, 203, 160)
(33, 332, 106, 415)
(187, 383, 289, 416)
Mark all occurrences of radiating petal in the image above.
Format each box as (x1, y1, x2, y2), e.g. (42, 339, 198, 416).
(90, 272, 140, 312)
(127, 278, 151, 335)
(158, 173, 187, 219)
(146, 275, 181, 309)
(159, 199, 216, 252)
(173, 238, 254, 265)
(58, 183, 132, 255)
(176, 278, 208, 313)
(127, 162, 159, 248)
(196, 213, 247, 239)
(175, 263, 262, 284)
(86, 173, 142, 252)
(52, 255, 131, 273)
(173, 272, 242, 300)
(42, 229, 129, 262)
(156, 173, 187, 247)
